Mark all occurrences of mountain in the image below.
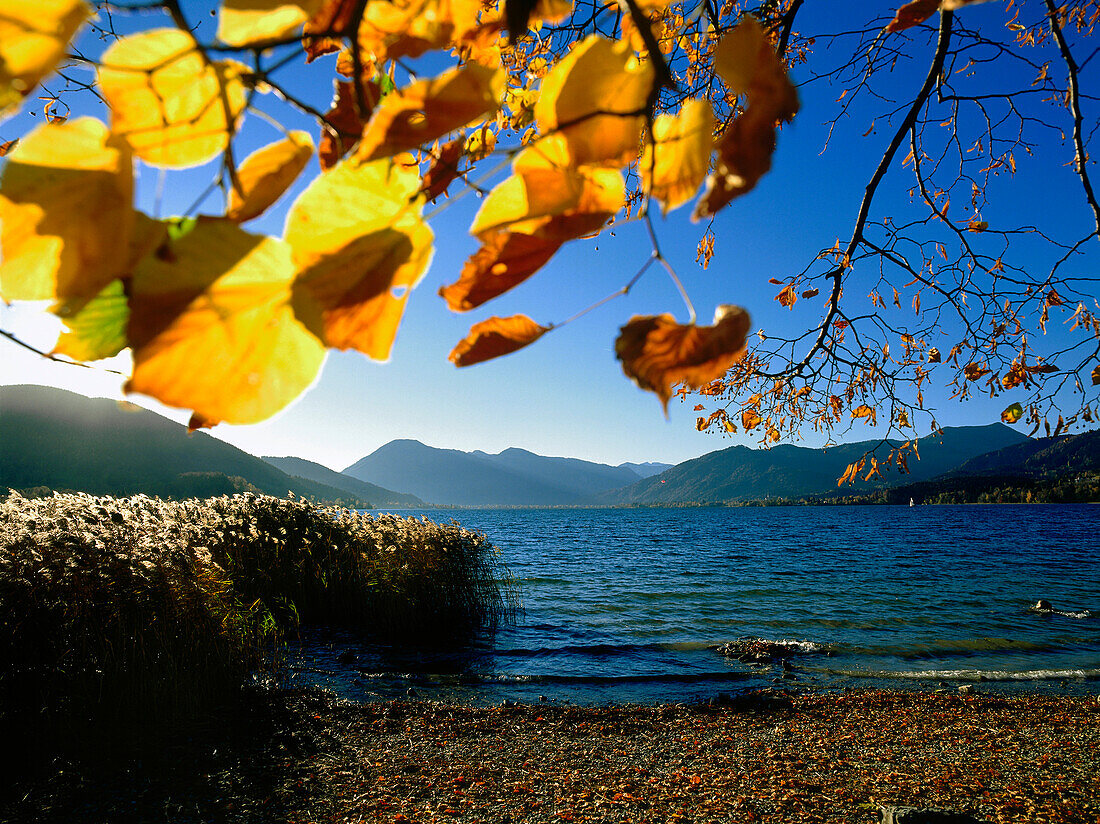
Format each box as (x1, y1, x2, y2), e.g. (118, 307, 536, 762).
(1, 385, 373, 506)
(618, 461, 673, 479)
(599, 424, 1032, 505)
(262, 455, 423, 507)
(343, 440, 642, 506)
(949, 429, 1100, 478)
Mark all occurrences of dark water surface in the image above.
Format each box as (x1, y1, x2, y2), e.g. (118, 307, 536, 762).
(289, 505, 1100, 704)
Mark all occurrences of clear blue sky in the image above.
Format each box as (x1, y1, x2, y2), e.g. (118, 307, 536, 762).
(2, 1, 1096, 470)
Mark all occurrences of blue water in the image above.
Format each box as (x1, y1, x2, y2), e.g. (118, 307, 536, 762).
(288, 505, 1100, 704)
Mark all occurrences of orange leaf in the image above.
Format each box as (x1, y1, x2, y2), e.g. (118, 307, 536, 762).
(884, 0, 939, 33)
(693, 17, 799, 219)
(1001, 402, 1023, 424)
(449, 314, 549, 366)
(356, 63, 504, 161)
(616, 305, 752, 413)
(285, 156, 432, 359)
(802, 287, 819, 299)
(0, 118, 133, 305)
(0, 0, 89, 119)
(227, 131, 314, 223)
(126, 217, 325, 426)
(354, 0, 483, 64)
(741, 409, 762, 430)
(98, 29, 248, 168)
(303, 0, 357, 61)
(775, 284, 796, 309)
(851, 404, 877, 425)
(535, 34, 654, 168)
(440, 229, 561, 312)
(422, 139, 464, 202)
(963, 362, 990, 381)
(319, 79, 381, 171)
(217, 0, 325, 46)
(640, 98, 715, 213)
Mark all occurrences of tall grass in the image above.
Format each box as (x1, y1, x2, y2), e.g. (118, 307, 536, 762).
(0, 492, 514, 745)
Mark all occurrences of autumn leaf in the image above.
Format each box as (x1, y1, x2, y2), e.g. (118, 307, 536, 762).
(0, 0, 89, 120)
(285, 156, 433, 358)
(640, 98, 715, 214)
(422, 139, 464, 202)
(963, 362, 990, 381)
(227, 131, 314, 223)
(884, 0, 939, 33)
(217, 0, 325, 46)
(126, 217, 325, 426)
(535, 34, 655, 167)
(319, 79, 381, 171)
(1092, 364, 1100, 386)
(694, 17, 799, 220)
(355, 0, 483, 64)
(504, 0, 571, 43)
(741, 409, 762, 430)
(301, 0, 357, 61)
(0, 117, 133, 305)
(440, 230, 561, 311)
(1000, 402, 1023, 424)
(98, 28, 248, 168)
(927, 347, 941, 363)
(851, 404, 877, 425)
(52, 279, 129, 362)
(356, 63, 504, 161)
(449, 314, 549, 366)
(802, 287, 820, 299)
(775, 284, 796, 309)
(616, 305, 752, 413)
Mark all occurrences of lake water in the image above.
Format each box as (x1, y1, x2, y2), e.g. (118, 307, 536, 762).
(289, 505, 1100, 704)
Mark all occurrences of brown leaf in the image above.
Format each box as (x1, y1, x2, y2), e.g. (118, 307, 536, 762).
(963, 362, 990, 381)
(616, 305, 752, 413)
(303, 0, 357, 61)
(801, 287, 820, 299)
(449, 314, 549, 366)
(319, 79, 380, 171)
(927, 347, 941, 363)
(776, 284, 796, 309)
(440, 230, 561, 311)
(1092, 364, 1100, 386)
(885, 0, 939, 33)
(851, 404, 877, 425)
(422, 139, 464, 202)
(694, 18, 799, 220)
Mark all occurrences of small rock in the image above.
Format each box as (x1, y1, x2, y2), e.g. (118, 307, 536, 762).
(539, 695, 548, 702)
(958, 685, 974, 695)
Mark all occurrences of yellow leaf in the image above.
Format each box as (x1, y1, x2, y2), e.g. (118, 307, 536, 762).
(98, 28, 248, 168)
(449, 314, 549, 366)
(227, 131, 314, 223)
(0, 0, 89, 119)
(217, 0, 325, 46)
(640, 98, 715, 214)
(357, 63, 504, 161)
(616, 305, 752, 414)
(851, 404, 877, 424)
(53, 278, 129, 362)
(741, 409, 762, 430)
(285, 156, 433, 358)
(127, 217, 325, 426)
(0, 117, 133, 305)
(694, 17, 798, 219)
(1000, 402, 1023, 424)
(356, 0, 483, 63)
(535, 35, 654, 167)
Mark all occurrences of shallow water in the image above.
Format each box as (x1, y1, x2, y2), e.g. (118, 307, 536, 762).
(288, 505, 1100, 704)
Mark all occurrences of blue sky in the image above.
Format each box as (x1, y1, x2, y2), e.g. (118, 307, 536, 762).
(3, 1, 1097, 470)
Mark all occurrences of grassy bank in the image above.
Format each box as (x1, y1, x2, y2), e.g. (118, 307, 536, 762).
(0, 492, 513, 750)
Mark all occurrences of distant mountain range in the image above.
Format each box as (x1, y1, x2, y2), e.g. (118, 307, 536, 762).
(262, 455, 423, 507)
(596, 424, 1031, 505)
(342, 440, 646, 506)
(3, 384, 1094, 507)
(0, 386, 403, 507)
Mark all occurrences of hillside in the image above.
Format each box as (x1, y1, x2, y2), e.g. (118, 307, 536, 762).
(599, 424, 1031, 505)
(343, 440, 642, 506)
(0, 386, 373, 506)
(948, 429, 1100, 478)
(262, 456, 423, 508)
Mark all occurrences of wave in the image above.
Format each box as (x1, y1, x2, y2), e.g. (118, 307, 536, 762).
(715, 637, 831, 662)
(319, 669, 758, 687)
(819, 667, 1100, 683)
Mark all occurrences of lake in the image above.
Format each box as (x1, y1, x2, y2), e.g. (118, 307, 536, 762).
(289, 505, 1100, 704)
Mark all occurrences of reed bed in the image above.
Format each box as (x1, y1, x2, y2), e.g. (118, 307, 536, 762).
(0, 491, 513, 748)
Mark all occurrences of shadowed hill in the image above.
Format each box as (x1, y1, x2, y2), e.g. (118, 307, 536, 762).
(262, 455, 422, 508)
(1, 385, 371, 506)
(599, 424, 1031, 504)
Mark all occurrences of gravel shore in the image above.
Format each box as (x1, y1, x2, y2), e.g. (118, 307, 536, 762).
(4, 688, 1098, 824)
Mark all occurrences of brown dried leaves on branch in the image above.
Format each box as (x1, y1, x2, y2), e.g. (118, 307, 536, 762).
(449, 314, 549, 366)
(616, 306, 752, 414)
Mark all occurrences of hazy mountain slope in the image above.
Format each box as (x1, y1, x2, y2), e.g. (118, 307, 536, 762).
(343, 440, 635, 506)
(618, 462, 673, 478)
(0, 385, 372, 506)
(600, 424, 1031, 504)
(262, 455, 423, 507)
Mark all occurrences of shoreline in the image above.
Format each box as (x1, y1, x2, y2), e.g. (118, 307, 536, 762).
(6, 686, 1097, 823)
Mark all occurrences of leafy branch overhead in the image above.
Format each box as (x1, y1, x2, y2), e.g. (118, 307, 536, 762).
(0, 0, 1098, 468)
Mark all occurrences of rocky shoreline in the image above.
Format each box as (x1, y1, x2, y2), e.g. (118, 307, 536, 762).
(3, 687, 1097, 823)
